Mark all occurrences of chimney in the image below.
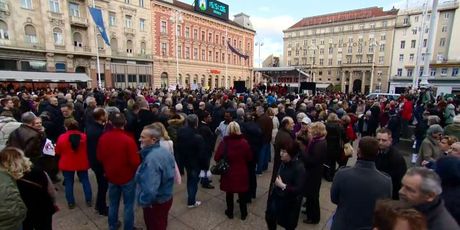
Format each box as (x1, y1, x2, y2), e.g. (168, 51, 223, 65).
(233, 13, 254, 30)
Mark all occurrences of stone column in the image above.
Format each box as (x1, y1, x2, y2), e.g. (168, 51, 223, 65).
(211, 75, 216, 88)
(341, 71, 345, 92)
(361, 71, 366, 94)
(348, 71, 353, 93)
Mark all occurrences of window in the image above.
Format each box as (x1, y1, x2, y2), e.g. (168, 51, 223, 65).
(73, 32, 82, 47)
(0, 21, 9, 40)
(411, 40, 416, 48)
(201, 49, 205, 61)
(208, 32, 212, 42)
(69, 3, 80, 17)
(357, 46, 363, 53)
(161, 42, 167, 56)
(126, 40, 133, 53)
(185, 27, 190, 38)
(452, 68, 459, 77)
(185, 47, 190, 59)
(382, 21, 388, 27)
(139, 19, 145, 31)
(430, 68, 436, 76)
(442, 26, 448, 33)
(193, 48, 198, 60)
(53, 28, 63, 45)
(410, 53, 414, 61)
(379, 56, 384, 64)
(125, 0, 130, 4)
(379, 44, 385, 52)
(21, 0, 32, 9)
(125, 15, 132, 28)
(440, 38, 446, 47)
(208, 51, 212, 62)
(319, 48, 324, 54)
(328, 58, 332, 65)
(412, 28, 417, 35)
(403, 17, 409, 25)
(399, 54, 404, 62)
(215, 52, 219, 62)
(177, 45, 181, 58)
(128, 75, 136, 83)
(346, 55, 352, 64)
(140, 41, 146, 54)
(215, 34, 219, 44)
(415, 16, 419, 22)
(97, 35, 104, 50)
(201, 31, 205, 41)
(139, 0, 144, 7)
(177, 25, 181, 36)
(423, 39, 427, 47)
(49, 0, 59, 12)
(160, 21, 167, 34)
(347, 46, 352, 54)
(319, 58, 324, 65)
(24, 25, 37, 43)
(328, 47, 333, 54)
(356, 55, 362, 63)
(368, 46, 374, 53)
(407, 69, 413, 77)
(400, 41, 406, 49)
(397, 68, 403, 76)
(109, 12, 116, 26)
(445, 13, 450, 19)
(110, 38, 118, 53)
(441, 68, 448, 76)
(221, 53, 225, 62)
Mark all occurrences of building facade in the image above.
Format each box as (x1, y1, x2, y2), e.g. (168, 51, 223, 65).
(389, 1, 460, 94)
(151, 0, 255, 89)
(0, 0, 153, 89)
(283, 7, 398, 94)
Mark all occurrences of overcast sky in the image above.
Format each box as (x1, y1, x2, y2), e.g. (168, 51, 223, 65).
(191, 0, 443, 66)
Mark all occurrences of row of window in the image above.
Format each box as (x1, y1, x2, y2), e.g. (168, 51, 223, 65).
(287, 35, 386, 48)
(287, 44, 385, 57)
(287, 55, 386, 66)
(401, 12, 450, 25)
(21, 0, 146, 12)
(159, 21, 251, 51)
(399, 38, 446, 49)
(109, 13, 146, 32)
(160, 42, 250, 66)
(286, 21, 389, 38)
(396, 68, 459, 77)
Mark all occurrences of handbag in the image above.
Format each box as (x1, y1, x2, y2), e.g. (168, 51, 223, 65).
(343, 142, 354, 157)
(210, 140, 230, 175)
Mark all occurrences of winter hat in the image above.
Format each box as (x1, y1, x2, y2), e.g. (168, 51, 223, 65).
(301, 116, 312, 125)
(453, 115, 460, 124)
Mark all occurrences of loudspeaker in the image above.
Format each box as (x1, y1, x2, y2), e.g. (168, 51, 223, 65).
(300, 82, 316, 94)
(233, 81, 246, 93)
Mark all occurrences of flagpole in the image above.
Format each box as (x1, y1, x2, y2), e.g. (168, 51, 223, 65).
(92, 0, 102, 89)
(225, 26, 228, 89)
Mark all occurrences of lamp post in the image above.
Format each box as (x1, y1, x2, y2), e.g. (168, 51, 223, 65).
(255, 41, 263, 68)
(170, 10, 183, 87)
(370, 40, 379, 93)
(308, 45, 318, 82)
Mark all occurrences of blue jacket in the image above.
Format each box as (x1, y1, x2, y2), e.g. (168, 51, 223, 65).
(136, 142, 175, 207)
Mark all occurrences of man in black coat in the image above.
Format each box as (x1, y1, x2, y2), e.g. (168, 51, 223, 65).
(86, 108, 108, 215)
(197, 111, 216, 189)
(330, 136, 392, 230)
(134, 99, 157, 148)
(43, 97, 65, 142)
(177, 114, 205, 207)
(375, 128, 407, 200)
(400, 167, 459, 230)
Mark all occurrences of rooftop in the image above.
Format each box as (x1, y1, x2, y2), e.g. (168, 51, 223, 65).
(288, 7, 398, 30)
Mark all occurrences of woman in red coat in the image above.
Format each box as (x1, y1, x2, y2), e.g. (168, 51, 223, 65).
(214, 121, 252, 220)
(55, 119, 92, 209)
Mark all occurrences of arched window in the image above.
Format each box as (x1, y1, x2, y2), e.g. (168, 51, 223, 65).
(0, 20, 9, 40)
(160, 72, 168, 88)
(110, 38, 118, 54)
(126, 40, 133, 53)
(73, 32, 82, 47)
(140, 41, 146, 54)
(53, 28, 63, 45)
(24, 25, 37, 43)
(194, 74, 198, 84)
(185, 74, 190, 86)
(97, 35, 104, 50)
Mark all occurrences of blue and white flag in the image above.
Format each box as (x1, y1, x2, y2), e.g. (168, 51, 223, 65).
(89, 7, 110, 46)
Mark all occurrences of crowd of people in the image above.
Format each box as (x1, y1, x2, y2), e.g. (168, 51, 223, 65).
(0, 85, 459, 230)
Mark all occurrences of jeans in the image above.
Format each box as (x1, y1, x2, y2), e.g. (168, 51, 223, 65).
(108, 179, 136, 230)
(92, 166, 108, 214)
(186, 167, 200, 205)
(256, 143, 271, 174)
(62, 171, 92, 205)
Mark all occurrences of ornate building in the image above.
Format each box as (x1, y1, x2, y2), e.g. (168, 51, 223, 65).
(151, 0, 255, 89)
(283, 7, 398, 93)
(0, 0, 152, 88)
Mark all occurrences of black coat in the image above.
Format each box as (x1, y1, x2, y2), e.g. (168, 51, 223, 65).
(241, 121, 263, 162)
(267, 159, 306, 230)
(375, 146, 407, 200)
(325, 122, 346, 160)
(176, 126, 205, 170)
(415, 198, 459, 230)
(85, 121, 105, 169)
(17, 168, 55, 219)
(272, 128, 294, 186)
(302, 137, 327, 196)
(197, 122, 216, 170)
(331, 160, 392, 230)
(436, 156, 460, 225)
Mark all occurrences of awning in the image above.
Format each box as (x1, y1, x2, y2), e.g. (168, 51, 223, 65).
(316, 83, 332, 89)
(0, 70, 91, 82)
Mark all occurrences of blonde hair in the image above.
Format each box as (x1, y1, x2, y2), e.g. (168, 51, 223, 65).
(310, 122, 327, 138)
(0, 147, 32, 180)
(151, 122, 171, 140)
(327, 113, 340, 123)
(227, 121, 242, 136)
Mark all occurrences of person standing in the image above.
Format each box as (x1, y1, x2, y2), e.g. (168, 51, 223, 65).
(214, 122, 252, 220)
(136, 125, 175, 230)
(330, 136, 392, 230)
(256, 106, 274, 174)
(97, 112, 141, 230)
(55, 119, 92, 209)
(176, 114, 205, 208)
(375, 128, 407, 200)
(86, 108, 109, 215)
(417, 125, 443, 166)
(197, 111, 216, 189)
(272, 117, 295, 186)
(324, 113, 346, 181)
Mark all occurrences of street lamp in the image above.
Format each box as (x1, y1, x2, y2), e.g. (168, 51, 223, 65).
(370, 40, 380, 93)
(308, 45, 318, 82)
(255, 41, 263, 68)
(170, 10, 183, 87)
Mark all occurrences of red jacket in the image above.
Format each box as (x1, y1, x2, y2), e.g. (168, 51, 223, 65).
(55, 130, 89, 171)
(401, 100, 413, 121)
(97, 129, 140, 185)
(214, 134, 252, 193)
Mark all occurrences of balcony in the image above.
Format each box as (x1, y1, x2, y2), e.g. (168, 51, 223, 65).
(70, 16, 88, 27)
(395, 22, 411, 28)
(0, 39, 12, 46)
(54, 44, 66, 50)
(341, 62, 373, 68)
(124, 27, 135, 35)
(74, 46, 91, 53)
